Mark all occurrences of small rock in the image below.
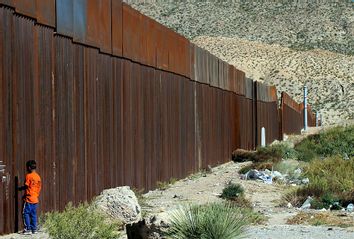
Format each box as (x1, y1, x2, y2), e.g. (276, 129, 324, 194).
(287, 202, 293, 208)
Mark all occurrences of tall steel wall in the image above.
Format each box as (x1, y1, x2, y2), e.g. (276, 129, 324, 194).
(0, 1, 318, 234)
(280, 92, 318, 138)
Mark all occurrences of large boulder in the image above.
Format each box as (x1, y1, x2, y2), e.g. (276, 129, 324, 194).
(94, 186, 142, 224)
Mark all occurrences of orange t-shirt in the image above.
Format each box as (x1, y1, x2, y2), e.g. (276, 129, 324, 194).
(24, 172, 41, 204)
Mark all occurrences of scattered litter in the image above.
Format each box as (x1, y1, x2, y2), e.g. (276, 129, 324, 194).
(343, 153, 350, 160)
(346, 203, 354, 212)
(330, 202, 342, 210)
(242, 169, 273, 184)
(301, 178, 310, 184)
(300, 196, 313, 209)
(293, 168, 302, 178)
(241, 168, 309, 185)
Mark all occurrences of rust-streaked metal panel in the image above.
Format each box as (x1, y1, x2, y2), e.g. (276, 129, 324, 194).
(0, 0, 55, 27)
(194, 46, 200, 82)
(245, 77, 253, 99)
(228, 65, 236, 92)
(235, 69, 246, 96)
(35, 0, 55, 27)
(0, 0, 14, 7)
(209, 53, 218, 87)
(194, 46, 202, 83)
(35, 23, 57, 215)
(72, 0, 86, 43)
(0, 7, 14, 234)
(13, 0, 36, 19)
(280, 92, 303, 137)
(111, 0, 123, 56)
(218, 59, 228, 90)
(122, 4, 157, 67)
(190, 43, 195, 81)
(155, 22, 169, 71)
(143, 16, 157, 67)
(256, 100, 280, 146)
(86, 0, 111, 53)
(56, 0, 74, 37)
(122, 4, 141, 63)
(256, 81, 277, 102)
(112, 58, 124, 188)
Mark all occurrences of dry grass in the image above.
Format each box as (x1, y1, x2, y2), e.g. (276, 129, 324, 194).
(287, 211, 354, 228)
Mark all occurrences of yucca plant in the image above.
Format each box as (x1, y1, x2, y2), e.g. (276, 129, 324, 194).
(166, 203, 247, 239)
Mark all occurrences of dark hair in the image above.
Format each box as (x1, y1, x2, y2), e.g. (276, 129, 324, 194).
(26, 160, 37, 170)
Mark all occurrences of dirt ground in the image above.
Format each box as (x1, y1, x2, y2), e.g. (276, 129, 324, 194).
(2, 145, 354, 238)
(140, 161, 354, 239)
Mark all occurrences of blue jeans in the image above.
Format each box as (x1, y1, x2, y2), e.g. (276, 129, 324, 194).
(23, 202, 38, 232)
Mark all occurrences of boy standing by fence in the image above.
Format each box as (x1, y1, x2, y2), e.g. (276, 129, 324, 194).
(18, 160, 42, 235)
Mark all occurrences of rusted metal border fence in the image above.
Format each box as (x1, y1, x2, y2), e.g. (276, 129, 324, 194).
(280, 92, 319, 138)
(0, 1, 318, 234)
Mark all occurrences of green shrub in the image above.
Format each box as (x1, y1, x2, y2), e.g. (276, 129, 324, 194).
(239, 165, 253, 174)
(166, 203, 248, 239)
(295, 125, 354, 161)
(156, 177, 178, 190)
(293, 156, 354, 208)
(43, 202, 121, 239)
(254, 145, 283, 163)
(294, 139, 318, 161)
(221, 183, 244, 200)
(251, 143, 297, 163)
(273, 159, 302, 177)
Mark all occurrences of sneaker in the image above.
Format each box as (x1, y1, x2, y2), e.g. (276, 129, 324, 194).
(32, 230, 38, 234)
(22, 230, 32, 235)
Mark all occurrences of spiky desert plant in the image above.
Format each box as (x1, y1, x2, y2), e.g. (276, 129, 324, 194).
(166, 203, 247, 239)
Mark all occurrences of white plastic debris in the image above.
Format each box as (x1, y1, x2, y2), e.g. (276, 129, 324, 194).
(300, 196, 313, 209)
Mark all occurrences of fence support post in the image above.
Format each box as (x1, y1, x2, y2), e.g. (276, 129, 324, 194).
(261, 127, 266, 147)
(304, 85, 308, 131)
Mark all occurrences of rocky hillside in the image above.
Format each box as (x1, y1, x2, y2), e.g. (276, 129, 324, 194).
(193, 36, 354, 124)
(125, 0, 354, 124)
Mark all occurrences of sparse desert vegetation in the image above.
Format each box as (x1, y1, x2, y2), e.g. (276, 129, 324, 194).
(42, 202, 121, 239)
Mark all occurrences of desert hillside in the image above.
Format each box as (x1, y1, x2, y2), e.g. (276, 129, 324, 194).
(125, 0, 354, 125)
(193, 36, 354, 125)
